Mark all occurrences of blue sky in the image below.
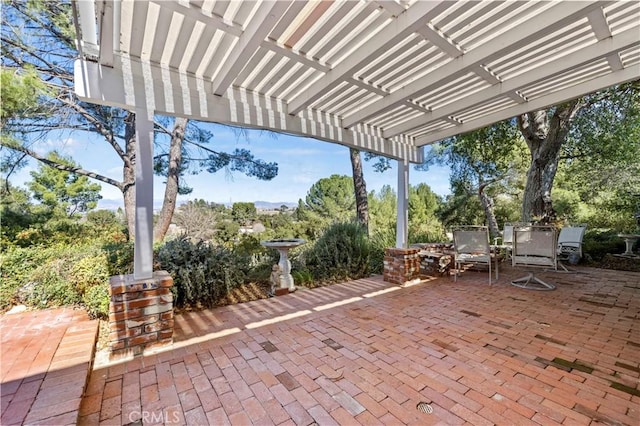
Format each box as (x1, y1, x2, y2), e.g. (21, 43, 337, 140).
(9, 123, 451, 209)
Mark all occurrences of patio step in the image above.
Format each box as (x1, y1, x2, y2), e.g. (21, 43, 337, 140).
(0, 307, 99, 425)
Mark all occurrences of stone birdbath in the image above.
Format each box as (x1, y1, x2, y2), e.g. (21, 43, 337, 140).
(617, 234, 640, 256)
(261, 239, 306, 292)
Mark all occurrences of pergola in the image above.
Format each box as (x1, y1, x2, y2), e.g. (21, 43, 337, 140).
(73, 0, 640, 280)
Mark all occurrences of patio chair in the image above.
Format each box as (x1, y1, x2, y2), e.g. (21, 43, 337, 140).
(453, 226, 497, 285)
(511, 225, 557, 290)
(557, 224, 587, 271)
(494, 222, 530, 260)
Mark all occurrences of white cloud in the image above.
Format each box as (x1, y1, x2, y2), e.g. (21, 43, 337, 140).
(41, 136, 81, 155)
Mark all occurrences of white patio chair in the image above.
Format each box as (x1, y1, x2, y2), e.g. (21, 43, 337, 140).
(453, 226, 497, 285)
(494, 222, 530, 260)
(511, 225, 557, 290)
(557, 224, 587, 271)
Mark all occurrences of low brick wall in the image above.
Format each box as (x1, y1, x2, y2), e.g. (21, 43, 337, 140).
(108, 271, 174, 357)
(383, 247, 421, 285)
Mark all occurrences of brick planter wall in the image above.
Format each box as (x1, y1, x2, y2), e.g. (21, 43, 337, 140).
(383, 248, 421, 285)
(108, 270, 174, 357)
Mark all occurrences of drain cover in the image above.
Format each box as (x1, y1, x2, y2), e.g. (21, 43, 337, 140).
(416, 402, 433, 414)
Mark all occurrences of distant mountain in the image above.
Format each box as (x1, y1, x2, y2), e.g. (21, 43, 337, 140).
(253, 201, 297, 210)
(97, 199, 124, 211)
(97, 198, 297, 211)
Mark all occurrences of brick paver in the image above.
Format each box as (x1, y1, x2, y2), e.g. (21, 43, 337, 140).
(0, 307, 99, 425)
(80, 265, 640, 425)
(8, 265, 639, 425)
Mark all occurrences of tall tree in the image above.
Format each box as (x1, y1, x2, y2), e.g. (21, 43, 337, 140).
(297, 174, 356, 230)
(0, 182, 38, 245)
(0, 68, 47, 144)
(368, 185, 397, 235)
(172, 199, 221, 241)
(231, 202, 257, 226)
(517, 102, 582, 222)
(420, 122, 525, 238)
(517, 81, 640, 222)
(28, 151, 102, 217)
(349, 149, 369, 233)
(1, 0, 277, 242)
(408, 183, 445, 241)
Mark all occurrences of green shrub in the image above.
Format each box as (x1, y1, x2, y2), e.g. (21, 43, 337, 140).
(24, 265, 80, 308)
(2, 247, 35, 309)
(70, 254, 109, 295)
(156, 236, 250, 309)
(1, 244, 69, 310)
(1, 242, 112, 316)
(304, 222, 371, 281)
(103, 242, 134, 275)
(83, 283, 110, 319)
(369, 228, 396, 275)
(292, 269, 314, 287)
(583, 229, 626, 262)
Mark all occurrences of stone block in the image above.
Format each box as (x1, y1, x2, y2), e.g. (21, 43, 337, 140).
(275, 288, 289, 296)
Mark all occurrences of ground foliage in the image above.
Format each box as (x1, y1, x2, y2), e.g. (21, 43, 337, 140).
(2, 169, 639, 320)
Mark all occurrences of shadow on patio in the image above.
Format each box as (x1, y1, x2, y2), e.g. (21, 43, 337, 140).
(77, 264, 640, 425)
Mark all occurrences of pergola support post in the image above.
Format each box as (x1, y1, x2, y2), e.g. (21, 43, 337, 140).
(396, 158, 409, 249)
(134, 107, 154, 280)
(106, 108, 175, 358)
(383, 159, 420, 285)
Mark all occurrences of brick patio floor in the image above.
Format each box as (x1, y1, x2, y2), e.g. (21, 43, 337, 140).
(0, 307, 99, 425)
(76, 264, 639, 425)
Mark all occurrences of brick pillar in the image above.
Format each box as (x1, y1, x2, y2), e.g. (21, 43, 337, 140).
(383, 248, 421, 285)
(108, 270, 174, 357)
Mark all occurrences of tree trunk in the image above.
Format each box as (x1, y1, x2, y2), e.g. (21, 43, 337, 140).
(517, 101, 583, 222)
(478, 183, 499, 240)
(349, 148, 369, 234)
(122, 112, 137, 239)
(154, 117, 187, 242)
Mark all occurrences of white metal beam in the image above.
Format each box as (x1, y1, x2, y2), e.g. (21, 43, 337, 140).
(212, 1, 293, 95)
(288, 1, 448, 115)
(383, 26, 639, 138)
(415, 65, 640, 146)
(342, 1, 606, 128)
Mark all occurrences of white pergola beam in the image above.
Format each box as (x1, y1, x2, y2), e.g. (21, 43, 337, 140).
(262, 40, 330, 73)
(96, 0, 114, 66)
(342, 1, 606, 128)
(417, 24, 462, 59)
(77, 0, 97, 46)
(384, 27, 640, 138)
(415, 65, 640, 146)
(587, 7, 612, 40)
(212, 1, 292, 96)
(373, 1, 406, 18)
(288, 1, 448, 115)
(149, 0, 243, 38)
(74, 57, 423, 162)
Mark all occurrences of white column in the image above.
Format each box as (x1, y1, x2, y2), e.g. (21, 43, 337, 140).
(396, 159, 409, 248)
(133, 107, 154, 280)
